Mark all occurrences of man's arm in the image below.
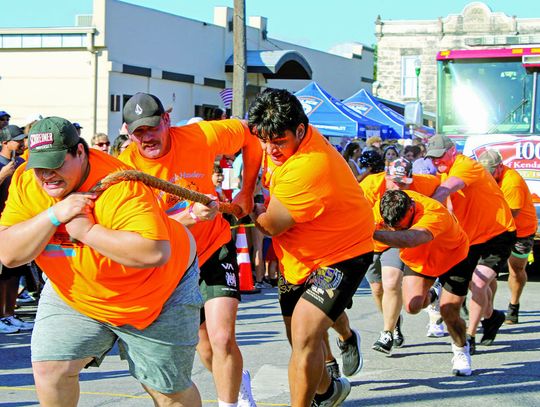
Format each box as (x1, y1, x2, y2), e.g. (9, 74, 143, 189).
(252, 199, 295, 237)
(373, 228, 433, 248)
(431, 176, 466, 204)
(69, 218, 171, 268)
(232, 123, 263, 217)
(0, 193, 96, 267)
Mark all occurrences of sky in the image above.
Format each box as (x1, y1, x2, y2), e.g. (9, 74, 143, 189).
(1, 1, 535, 51)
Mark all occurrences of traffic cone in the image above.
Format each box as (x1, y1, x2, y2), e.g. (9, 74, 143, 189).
(236, 225, 260, 294)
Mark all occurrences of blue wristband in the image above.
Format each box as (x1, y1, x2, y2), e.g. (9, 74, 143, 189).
(47, 207, 62, 227)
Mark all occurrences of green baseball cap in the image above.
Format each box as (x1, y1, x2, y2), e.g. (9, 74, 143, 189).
(425, 134, 455, 158)
(27, 117, 80, 170)
(123, 92, 165, 133)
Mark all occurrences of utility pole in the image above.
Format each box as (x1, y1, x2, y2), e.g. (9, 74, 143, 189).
(232, 0, 247, 118)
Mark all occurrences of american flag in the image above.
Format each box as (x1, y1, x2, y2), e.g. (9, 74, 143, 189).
(219, 88, 233, 108)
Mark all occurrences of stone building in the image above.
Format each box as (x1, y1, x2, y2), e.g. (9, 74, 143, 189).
(375, 1, 540, 113)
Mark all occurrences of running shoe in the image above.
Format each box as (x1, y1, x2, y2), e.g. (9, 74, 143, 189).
(311, 377, 351, 407)
(426, 321, 445, 338)
(0, 318, 19, 334)
(372, 331, 393, 355)
(504, 303, 519, 324)
(1, 316, 33, 331)
(238, 370, 257, 407)
(325, 359, 341, 380)
(16, 290, 35, 304)
(451, 343, 472, 376)
(480, 309, 505, 346)
(393, 314, 404, 348)
(337, 329, 363, 376)
(467, 334, 476, 355)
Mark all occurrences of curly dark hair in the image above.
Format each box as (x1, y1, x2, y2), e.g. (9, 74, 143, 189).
(247, 88, 308, 141)
(380, 190, 413, 228)
(359, 150, 385, 173)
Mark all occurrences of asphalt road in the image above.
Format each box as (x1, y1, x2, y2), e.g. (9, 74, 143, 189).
(1, 272, 540, 406)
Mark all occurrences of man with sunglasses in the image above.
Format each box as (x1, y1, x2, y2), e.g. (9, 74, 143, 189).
(248, 89, 374, 407)
(120, 92, 262, 407)
(426, 135, 516, 355)
(374, 189, 471, 375)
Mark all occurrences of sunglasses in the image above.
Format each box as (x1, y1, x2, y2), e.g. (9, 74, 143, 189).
(96, 142, 110, 147)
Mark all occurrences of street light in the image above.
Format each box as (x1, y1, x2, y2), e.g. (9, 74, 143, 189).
(414, 57, 421, 102)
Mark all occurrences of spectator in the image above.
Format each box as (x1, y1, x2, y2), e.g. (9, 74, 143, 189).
(91, 133, 111, 154)
(383, 145, 399, 167)
(342, 142, 363, 181)
(403, 145, 422, 162)
(0, 111, 10, 130)
(72, 122, 83, 136)
(110, 134, 131, 157)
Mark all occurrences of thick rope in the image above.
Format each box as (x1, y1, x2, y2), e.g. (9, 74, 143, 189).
(90, 170, 243, 217)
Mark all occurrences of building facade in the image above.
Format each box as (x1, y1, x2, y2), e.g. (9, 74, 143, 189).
(375, 1, 540, 113)
(0, 0, 374, 141)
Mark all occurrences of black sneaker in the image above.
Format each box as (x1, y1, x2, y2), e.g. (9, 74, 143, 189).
(505, 303, 519, 324)
(325, 359, 341, 380)
(311, 377, 351, 407)
(337, 329, 363, 377)
(393, 314, 404, 348)
(372, 330, 393, 355)
(467, 334, 476, 355)
(480, 309, 505, 346)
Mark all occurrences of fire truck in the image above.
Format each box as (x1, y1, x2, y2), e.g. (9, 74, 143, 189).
(436, 47, 540, 270)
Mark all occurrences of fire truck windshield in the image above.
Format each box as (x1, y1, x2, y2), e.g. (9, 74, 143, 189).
(438, 58, 539, 136)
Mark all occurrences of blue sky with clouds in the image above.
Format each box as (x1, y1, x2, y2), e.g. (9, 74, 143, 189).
(2, 1, 534, 51)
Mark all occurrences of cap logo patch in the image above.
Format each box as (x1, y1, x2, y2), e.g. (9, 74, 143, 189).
(30, 132, 54, 149)
(135, 104, 143, 115)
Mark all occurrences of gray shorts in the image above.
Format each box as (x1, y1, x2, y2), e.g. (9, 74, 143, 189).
(31, 260, 203, 394)
(365, 248, 407, 284)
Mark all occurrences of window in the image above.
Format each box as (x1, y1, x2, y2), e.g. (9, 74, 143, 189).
(402, 56, 419, 99)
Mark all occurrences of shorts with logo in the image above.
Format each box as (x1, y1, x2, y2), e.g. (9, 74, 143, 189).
(199, 239, 240, 302)
(365, 248, 407, 284)
(278, 252, 373, 322)
(31, 259, 203, 394)
(512, 234, 535, 258)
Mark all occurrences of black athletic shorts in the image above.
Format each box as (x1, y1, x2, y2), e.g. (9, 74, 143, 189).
(199, 239, 241, 302)
(278, 252, 373, 322)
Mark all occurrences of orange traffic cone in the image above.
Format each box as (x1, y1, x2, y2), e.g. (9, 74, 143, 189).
(236, 225, 260, 294)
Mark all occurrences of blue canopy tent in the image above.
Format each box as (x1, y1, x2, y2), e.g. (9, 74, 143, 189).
(294, 82, 387, 139)
(343, 89, 434, 139)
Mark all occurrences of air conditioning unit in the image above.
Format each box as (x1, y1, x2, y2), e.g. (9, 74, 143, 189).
(76, 14, 93, 27)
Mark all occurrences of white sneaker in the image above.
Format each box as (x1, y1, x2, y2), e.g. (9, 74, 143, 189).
(3, 315, 34, 331)
(238, 370, 257, 407)
(426, 322, 445, 338)
(451, 343, 472, 376)
(0, 318, 19, 334)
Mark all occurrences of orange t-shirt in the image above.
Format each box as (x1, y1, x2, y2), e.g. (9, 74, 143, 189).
(360, 172, 440, 252)
(373, 190, 469, 277)
(498, 166, 537, 238)
(265, 126, 374, 284)
(119, 119, 257, 265)
(0, 150, 193, 329)
(442, 154, 515, 245)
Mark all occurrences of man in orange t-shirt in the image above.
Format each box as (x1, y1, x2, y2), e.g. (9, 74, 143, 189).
(249, 89, 374, 407)
(119, 93, 262, 407)
(426, 135, 516, 360)
(360, 158, 440, 354)
(0, 117, 202, 406)
(374, 190, 471, 374)
(479, 149, 538, 324)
